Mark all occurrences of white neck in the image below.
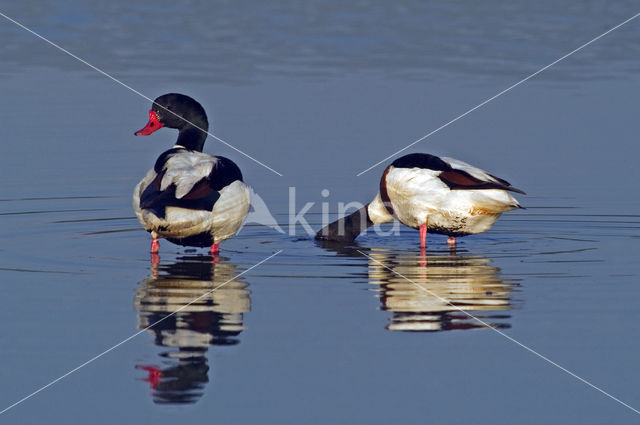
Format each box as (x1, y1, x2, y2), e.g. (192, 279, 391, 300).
(367, 193, 394, 224)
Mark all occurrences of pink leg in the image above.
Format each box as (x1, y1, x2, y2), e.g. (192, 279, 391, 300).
(210, 243, 219, 255)
(419, 223, 427, 248)
(447, 237, 456, 247)
(150, 253, 160, 272)
(151, 238, 160, 253)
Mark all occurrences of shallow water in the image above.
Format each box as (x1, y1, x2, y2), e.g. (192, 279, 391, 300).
(2, 1, 640, 424)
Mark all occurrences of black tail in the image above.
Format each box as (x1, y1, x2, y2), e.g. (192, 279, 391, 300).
(315, 206, 374, 242)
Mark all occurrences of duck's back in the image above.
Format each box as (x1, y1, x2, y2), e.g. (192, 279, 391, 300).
(133, 149, 250, 245)
(379, 153, 522, 234)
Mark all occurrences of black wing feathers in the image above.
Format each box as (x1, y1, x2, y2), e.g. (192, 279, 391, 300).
(391, 153, 525, 194)
(438, 169, 525, 194)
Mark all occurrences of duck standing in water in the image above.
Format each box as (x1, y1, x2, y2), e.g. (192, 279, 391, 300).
(133, 93, 250, 254)
(316, 153, 524, 247)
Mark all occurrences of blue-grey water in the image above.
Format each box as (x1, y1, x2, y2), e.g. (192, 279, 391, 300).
(1, 1, 640, 424)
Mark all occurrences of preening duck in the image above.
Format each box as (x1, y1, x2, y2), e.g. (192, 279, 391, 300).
(316, 153, 524, 247)
(133, 93, 250, 254)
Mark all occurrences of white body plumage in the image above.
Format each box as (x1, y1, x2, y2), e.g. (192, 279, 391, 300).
(133, 150, 250, 245)
(367, 160, 521, 236)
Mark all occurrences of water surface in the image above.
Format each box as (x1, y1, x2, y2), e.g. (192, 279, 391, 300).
(1, 1, 640, 424)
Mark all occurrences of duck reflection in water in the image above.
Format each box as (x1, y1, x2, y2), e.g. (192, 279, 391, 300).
(317, 241, 516, 332)
(367, 249, 516, 332)
(134, 255, 250, 404)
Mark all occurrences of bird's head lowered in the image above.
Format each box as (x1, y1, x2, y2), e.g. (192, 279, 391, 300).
(135, 93, 209, 152)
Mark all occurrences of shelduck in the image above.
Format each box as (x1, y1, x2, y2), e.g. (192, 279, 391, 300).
(316, 153, 524, 247)
(133, 93, 250, 254)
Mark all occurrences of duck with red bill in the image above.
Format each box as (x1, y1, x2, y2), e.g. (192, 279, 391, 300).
(132, 93, 251, 256)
